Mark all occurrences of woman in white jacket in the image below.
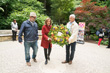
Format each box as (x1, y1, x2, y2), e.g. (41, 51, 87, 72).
(11, 19, 18, 41)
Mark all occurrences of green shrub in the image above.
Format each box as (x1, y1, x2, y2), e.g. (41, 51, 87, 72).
(93, 34, 99, 41)
(6, 7, 48, 30)
(90, 34, 98, 41)
(90, 35, 94, 40)
(0, 0, 48, 30)
(101, 40, 108, 45)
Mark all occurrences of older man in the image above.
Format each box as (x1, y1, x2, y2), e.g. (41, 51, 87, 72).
(18, 12, 38, 66)
(62, 14, 78, 65)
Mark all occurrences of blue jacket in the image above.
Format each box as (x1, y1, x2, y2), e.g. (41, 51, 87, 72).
(18, 20, 38, 42)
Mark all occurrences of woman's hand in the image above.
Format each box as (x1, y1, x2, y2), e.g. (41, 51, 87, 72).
(48, 38, 52, 41)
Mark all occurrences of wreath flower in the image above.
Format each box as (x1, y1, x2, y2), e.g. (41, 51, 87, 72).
(48, 24, 71, 47)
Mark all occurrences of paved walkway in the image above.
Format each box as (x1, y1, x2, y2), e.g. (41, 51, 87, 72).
(0, 40, 110, 73)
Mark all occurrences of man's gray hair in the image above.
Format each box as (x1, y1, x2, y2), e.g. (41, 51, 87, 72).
(69, 14, 75, 18)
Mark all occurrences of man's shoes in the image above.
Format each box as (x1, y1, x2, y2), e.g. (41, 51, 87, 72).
(45, 60, 48, 65)
(62, 61, 69, 64)
(26, 62, 31, 66)
(33, 58, 37, 62)
(69, 61, 72, 65)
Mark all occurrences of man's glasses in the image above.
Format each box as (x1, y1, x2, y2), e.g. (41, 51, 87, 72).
(31, 16, 36, 19)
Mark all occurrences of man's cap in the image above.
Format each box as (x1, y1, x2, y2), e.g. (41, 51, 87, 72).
(30, 12, 36, 17)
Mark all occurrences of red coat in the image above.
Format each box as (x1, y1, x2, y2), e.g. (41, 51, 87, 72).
(41, 25, 52, 49)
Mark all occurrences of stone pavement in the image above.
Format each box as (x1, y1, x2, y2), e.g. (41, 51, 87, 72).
(0, 40, 110, 73)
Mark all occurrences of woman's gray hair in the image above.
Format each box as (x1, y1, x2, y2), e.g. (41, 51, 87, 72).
(69, 14, 75, 18)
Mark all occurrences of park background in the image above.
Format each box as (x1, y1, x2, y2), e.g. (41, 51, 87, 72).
(0, 0, 110, 45)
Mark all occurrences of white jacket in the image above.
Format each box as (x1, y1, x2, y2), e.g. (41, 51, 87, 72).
(11, 22, 18, 31)
(67, 21, 79, 44)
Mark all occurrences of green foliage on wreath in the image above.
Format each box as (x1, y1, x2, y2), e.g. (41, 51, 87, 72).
(48, 24, 71, 47)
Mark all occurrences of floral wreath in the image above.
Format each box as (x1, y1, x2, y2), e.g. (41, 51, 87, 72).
(48, 24, 71, 47)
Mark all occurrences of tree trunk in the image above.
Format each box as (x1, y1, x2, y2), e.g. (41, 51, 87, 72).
(59, 19, 61, 25)
(44, 0, 46, 9)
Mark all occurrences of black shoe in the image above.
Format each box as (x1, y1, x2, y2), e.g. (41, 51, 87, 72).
(45, 60, 48, 65)
(106, 46, 110, 48)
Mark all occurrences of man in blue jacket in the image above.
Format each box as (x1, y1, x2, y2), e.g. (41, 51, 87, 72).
(18, 12, 38, 66)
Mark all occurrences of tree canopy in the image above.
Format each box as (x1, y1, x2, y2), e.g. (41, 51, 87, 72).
(0, 0, 110, 30)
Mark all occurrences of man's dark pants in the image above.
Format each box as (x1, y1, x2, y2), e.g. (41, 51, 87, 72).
(108, 37, 110, 47)
(12, 30, 17, 41)
(66, 42, 76, 62)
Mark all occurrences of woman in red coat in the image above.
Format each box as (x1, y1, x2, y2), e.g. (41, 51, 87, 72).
(41, 18, 52, 65)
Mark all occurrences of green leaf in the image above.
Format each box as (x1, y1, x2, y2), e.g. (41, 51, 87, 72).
(0, 7, 4, 12)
